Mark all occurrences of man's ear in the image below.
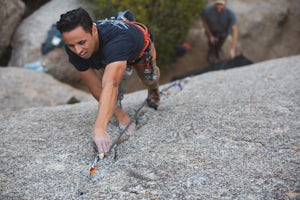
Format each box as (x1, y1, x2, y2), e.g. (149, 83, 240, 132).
(92, 23, 97, 35)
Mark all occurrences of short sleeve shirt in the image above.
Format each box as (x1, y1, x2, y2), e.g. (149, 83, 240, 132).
(201, 4, 237, 37)
(66, 20, 144, 71)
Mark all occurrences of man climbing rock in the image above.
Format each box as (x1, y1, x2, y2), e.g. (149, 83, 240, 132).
(201, 0, 238, 63)
(56, 8, 160, 154)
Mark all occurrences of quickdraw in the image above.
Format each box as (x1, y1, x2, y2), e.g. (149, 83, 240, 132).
(144, 47, 156, 80)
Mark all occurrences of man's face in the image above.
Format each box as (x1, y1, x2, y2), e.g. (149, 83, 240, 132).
(62, 25, 97, 59)
(215, 3, 225, 13)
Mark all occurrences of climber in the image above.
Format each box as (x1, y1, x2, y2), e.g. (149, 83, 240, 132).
(56, 8, 161, 153)
(201, 0, 238, 63)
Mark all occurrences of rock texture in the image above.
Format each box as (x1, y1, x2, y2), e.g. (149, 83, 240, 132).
(8, 0, 90, 86)
(0, 67, 92, 111)
(231, 0, 300, 62)
(1, 55, 299, 199)
(168, 0, 300, 81)
(0, 0, 25, 58)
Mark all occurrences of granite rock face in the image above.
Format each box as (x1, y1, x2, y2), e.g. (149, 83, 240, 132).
(0, 67, 92, 111)
(1, 56, 299, 199)
(230, 0, 300, 62)
(0, 0, 25, 58)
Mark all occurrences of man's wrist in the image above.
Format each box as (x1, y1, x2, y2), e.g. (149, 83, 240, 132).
(93, 126, 106, 133)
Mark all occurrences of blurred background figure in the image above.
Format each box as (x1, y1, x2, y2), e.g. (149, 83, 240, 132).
(201, 0, 238, 64)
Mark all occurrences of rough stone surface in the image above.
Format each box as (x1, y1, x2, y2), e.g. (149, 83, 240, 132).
(8, 0, 90, 86)
(0, 0, 25, 58)
(1, 56, 299, 199)
(0, 67, 92, 111)
(231, 0, 300, 62)
(168, 0, 300, 82)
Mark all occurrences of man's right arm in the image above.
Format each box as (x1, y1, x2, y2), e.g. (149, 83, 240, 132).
(230, 24, 238, 59)
(79, 68, 102, 101)
(201, 17, 214, 43)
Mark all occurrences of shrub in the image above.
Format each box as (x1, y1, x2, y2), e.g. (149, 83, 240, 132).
(85, 0, 206, 72)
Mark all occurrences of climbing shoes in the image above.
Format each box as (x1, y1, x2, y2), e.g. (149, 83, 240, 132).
(146, 88, 160, 110)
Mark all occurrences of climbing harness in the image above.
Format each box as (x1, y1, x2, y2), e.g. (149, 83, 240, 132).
(116, 20, 156, 107)
(111, 10, 156, 81)
(124, 20, 156, 81)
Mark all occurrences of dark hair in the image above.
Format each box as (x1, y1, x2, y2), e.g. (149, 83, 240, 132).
(56, 8, 93, 34)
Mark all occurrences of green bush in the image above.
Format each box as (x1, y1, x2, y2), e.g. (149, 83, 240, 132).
(85, 0, 206, 72)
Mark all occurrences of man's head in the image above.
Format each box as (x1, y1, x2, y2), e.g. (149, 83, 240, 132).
(214, 0, 226, 13)
(56, 8, 98, 59)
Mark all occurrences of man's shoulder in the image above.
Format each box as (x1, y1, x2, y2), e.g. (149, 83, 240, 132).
(201, 3, 214, 17)
(225, 6, 236, 15)
(204, 3, 215, 12)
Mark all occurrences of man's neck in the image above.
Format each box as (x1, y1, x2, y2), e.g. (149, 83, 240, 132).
(94, 27, 100, 52)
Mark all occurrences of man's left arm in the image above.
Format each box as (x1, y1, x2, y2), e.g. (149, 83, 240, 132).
(230, 24, 238, 59)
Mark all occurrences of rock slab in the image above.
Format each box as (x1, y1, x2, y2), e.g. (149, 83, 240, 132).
(0, 67, 92, 111)
(0, 56, 299, 199)
(0, 0, 25, 58)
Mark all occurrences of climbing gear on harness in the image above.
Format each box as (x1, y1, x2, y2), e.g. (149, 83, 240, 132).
(124, 20, 156, 81)
(146, 88, 160, 110)
(125, 66, 133, 76)
(144, 47, 156, 80)
(110, 10, 156, 81)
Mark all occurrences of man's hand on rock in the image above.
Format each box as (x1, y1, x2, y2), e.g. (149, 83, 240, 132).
(93, 128, 111, 153)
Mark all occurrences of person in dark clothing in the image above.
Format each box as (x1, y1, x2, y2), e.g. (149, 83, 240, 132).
(201, 0, 238, 63)
(56, 8, 160, 154)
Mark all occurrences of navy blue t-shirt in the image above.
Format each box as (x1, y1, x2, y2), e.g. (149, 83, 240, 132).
(66, 20, 144, 71)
